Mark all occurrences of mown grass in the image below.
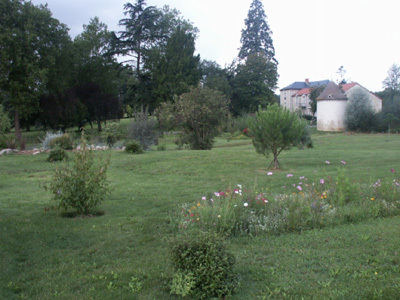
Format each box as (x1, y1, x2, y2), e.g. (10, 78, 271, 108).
(1, 132, 400, 299)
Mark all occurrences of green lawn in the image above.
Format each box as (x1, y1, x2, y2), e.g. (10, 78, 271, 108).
(1, 133, 400, 299)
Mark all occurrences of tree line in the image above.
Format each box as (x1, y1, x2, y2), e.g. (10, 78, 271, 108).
(0, 0, 279, 145)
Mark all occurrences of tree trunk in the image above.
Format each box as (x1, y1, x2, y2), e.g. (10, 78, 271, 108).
(14, 110, 22, 144)
(97, 119, 102, 132)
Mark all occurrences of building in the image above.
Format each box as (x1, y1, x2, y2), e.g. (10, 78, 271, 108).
(280, 79, 382, 131)
(316, 82, 382, 131)
(280, 79, 329, 115)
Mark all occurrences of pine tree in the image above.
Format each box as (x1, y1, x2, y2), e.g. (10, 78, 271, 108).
(239, 0, 277, 64)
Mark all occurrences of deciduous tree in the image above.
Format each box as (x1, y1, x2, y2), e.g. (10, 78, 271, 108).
(345, 89, 377, 132)
(0, 0, 70, 144)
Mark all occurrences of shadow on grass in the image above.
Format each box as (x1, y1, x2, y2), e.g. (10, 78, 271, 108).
(60, 210, 105, 219)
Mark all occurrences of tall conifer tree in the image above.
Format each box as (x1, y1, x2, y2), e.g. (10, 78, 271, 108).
(239, 0, 277, 64)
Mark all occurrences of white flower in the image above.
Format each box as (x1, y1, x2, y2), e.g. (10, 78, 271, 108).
(202, 196, 206, 201)
(244, 202, 249, 207)
(237, 184, 242, 189)
(214, 192, 220, 197)
(267, 172, 273, 176)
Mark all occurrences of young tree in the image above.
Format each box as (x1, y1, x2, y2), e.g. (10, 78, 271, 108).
(0, 0, 70, 144)
(247, 104, 308, 170)
(345, 89, 377, 132)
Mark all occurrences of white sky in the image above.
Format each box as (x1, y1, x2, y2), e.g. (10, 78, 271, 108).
(31, 0, 400, 92)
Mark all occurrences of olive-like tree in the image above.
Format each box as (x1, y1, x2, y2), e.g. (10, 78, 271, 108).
(158, 87, 230, 150)
(247, 104, 308, 170)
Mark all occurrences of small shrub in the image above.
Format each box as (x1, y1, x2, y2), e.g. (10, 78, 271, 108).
(106, 134, 116, 148)
(45, 132, 110, 215)
(41, 131, 63, 150)
(127, 107, 158, 150)
(48, 145, 68, 162)
(49, 134, 74, 150)
(170, 231, 237, 299)
(124, 140, 144, 154)
(157, 144, 166, 151)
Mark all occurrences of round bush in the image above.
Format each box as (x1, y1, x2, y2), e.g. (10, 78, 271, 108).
(48, 145, 68, 162)
(49, 134, 74, 150)
(170, 231, 237, 299)
(124, 140, 144, 154)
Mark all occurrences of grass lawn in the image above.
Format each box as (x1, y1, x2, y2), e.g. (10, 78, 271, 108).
(1, 132, 400, 299)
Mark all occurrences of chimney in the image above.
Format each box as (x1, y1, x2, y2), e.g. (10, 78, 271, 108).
(305, 78, 310, 85)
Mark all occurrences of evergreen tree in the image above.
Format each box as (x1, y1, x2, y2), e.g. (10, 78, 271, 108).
(238, 0, 277, 64)
(247, 104, 308, 170)
(232, 0, 278, 114)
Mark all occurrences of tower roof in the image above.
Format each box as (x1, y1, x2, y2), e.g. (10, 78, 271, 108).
(316, 81, 347, 100)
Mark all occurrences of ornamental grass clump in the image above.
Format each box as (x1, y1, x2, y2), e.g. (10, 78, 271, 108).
(45, 132, 110, 215)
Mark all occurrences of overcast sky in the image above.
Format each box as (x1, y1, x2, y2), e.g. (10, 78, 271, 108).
(31, 0, 400, 92)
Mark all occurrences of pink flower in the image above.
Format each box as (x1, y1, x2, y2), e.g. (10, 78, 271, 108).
(341, 161, 347, 165)
(391, 168, 395, 173)
(214, 192, 220, 197)
(320, 179, 325, 184)
(325, 161, 330, 165)
(287, 174, 293, 177)
(267, 172, 273, 176)
(202, 196, 206, 201)
(297, 186, 302, 191)
(299, 176, 305, 179)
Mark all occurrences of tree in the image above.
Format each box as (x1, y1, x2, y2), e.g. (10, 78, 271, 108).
(73, 17, 120, 95)
(309, 85, 326, 121)
(247, 104, 307, 170)
(345, 89, 377, 132)
(114, 0, 164, 79)
(231, 53, 277, 114)
(75, 82, 122, 132)
(238, 0, 277, 64)
(0, 104, 11, 134)
(158, 87, 230, 150)
(234, 0, 278, 114)
(0, 0, 71, 144)
(382, 64, 400, 101)
(148, 27, 201, 107)
(200, 60, 232, 98)
(115, 2, 198, 110)
(336, 66, 347, 84)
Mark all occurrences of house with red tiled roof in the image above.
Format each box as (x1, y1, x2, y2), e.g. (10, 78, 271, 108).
(280, 79, 329, 115)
